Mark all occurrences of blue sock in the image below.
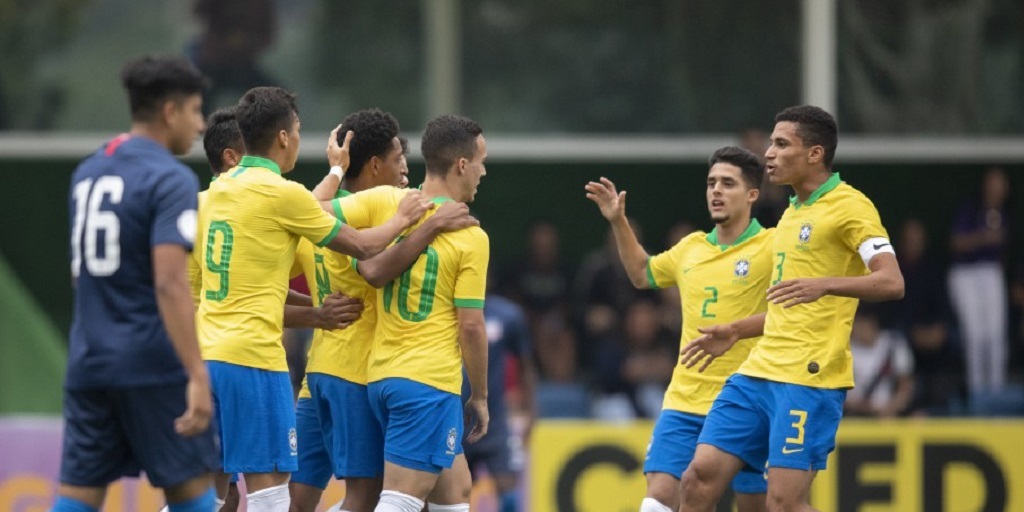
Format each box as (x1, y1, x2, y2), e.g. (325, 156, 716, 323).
(499, 491, 518, 512)
(50, 496, 99, 512)
(168, 487, 216, 512)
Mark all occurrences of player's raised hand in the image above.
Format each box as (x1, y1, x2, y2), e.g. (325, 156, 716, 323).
(318, 292, 364, 330)
(464, 395, 490, 444)
(584, 177, 627, 222)
(396, 190, 433, 227)
(679, 324, 740, 372)
(175, 375, 213, 437)
(767, 277, 830, 308)
(327, 126, 354, 171)
(430, 201, 479, 232)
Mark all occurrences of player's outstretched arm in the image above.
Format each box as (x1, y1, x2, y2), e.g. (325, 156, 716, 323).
(584, 177, 651, 288)
(324, 191, 433, 260)
(356, 202, 479, 287)
(283, 293, 363, 330)
(679, 312, 767, 372)
(766, 252, 904, 308)
(152, 244, 212, 436)
(459, 307, 490, 444)
(313, 127, 353, 204)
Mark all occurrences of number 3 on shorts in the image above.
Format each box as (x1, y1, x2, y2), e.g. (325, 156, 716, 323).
(786, 409, 807, 445)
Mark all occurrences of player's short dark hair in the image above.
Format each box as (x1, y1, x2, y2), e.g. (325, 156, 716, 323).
(120, 55, 206, 121)
(203, 107, 244, 175)
(337, 109, 400, 180)
(708, 146, 765, 190)
(421, 115, 483, 176)
(399, 137, 409, 156)
(236, 86, 298, 155)
(775, 105, 838, 168)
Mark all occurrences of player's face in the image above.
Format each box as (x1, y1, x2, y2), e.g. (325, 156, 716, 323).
(460, 135, 487, 203)
(765, 121, 811, 185)
(283, 114, 301, 173)
(168, 94, 205, 156)
(374, 137, 407, 188)
(706, 163, 754, 224)
(398, 154, 410, 188)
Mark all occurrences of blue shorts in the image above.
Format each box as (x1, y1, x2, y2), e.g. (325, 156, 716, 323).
(368, 378, 464, 474)
(308, 373, 385, 478)
(291, 397, 333, 489)
(208, 361, 297, 473)
(645, 409, 767, 494)
(59, 384, 220, 488)
(699, 374, 846, 472)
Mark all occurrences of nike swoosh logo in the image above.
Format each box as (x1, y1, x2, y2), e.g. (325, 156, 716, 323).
(781, 446, 804, 454)
(873, 243, 891, 250)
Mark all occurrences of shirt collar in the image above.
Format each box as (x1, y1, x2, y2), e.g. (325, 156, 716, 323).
(706, 218, 763, 250)
(790, 172, 841, 209)
(238, 155, 282, 175)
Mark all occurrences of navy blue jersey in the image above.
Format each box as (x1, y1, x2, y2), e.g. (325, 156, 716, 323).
(66, 135, 199, 390)
(462, 294, 532, 423)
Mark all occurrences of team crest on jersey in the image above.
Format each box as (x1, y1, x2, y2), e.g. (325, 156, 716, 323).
(798, 223, 813, 244)
(734, 258, 751, 278)
(289, 428, 298, 455)
(447, 428, 458, 453)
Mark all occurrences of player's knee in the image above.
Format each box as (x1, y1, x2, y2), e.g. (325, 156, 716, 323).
(765, 491, 806, 512)
(645, 474, 680, 507)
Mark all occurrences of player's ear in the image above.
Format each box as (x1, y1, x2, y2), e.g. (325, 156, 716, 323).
(748, 187, 761, 203)
(223, 148, 242, 168)
(160, 99, 179, 127)
(278, 129, 289, 149)
(807, 145, 824, 165)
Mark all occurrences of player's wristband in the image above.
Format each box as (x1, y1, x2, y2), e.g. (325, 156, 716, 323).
(329, 165, 345, 179)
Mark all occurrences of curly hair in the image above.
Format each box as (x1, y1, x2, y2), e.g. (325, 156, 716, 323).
(203, 107, 243, 174)
(337, 108, 400, 180)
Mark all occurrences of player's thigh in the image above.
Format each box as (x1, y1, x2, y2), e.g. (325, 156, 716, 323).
(427, 454, 472, 505)
(381, 461, 441, 502)
(209, 361, 297, 475)
(370, 378, 464, 476)
(696, 375, 771, 475)
(117, 384, 219, 489)
(291, 396, 333, 491)
(311, 373, 384, 479)
(59, 389, 137, 488)
(765, 382, 845, 472)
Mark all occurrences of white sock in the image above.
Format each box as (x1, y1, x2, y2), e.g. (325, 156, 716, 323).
(640, 497, 673, 512)
(247, 483, 291, 512)
(215, 497, 226, 511)
(374, 490, 425, 512)
(427, 503, 469, 511)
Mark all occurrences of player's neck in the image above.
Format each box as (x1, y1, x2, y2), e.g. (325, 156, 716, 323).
(248, 150, 288, 173)
(128, 123, 172, 150)
(421, 175, 461, 202)
(342, 172, 374, 194)
(792, 169, 832, 202)
(715, 213, 752, 246)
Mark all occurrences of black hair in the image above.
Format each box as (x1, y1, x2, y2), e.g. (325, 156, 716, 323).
(399, 137, 409, 155)
(336, 108, 400, 180)
(775, 105, 838, 168)
(235, 86, 298, 155)
(120, 55, 206, 121)
(708, 146, 765, 190)
(421, 115, 483, 176)
(203, 107, 244, 175)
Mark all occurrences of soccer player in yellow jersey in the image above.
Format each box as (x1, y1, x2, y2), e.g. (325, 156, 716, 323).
(678, 106, 905, 512)
(289, 109, 474, 512)
(586, 146, 771, 512)
(330, 115, 490, 512)
(196, 87, 434, 512)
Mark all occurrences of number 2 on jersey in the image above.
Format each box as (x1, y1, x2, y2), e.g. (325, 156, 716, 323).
(701, 286, 718, 318)
(205, 221, 234, 301)
(383, 242, 439, 322)
(70, 176, 124, 277)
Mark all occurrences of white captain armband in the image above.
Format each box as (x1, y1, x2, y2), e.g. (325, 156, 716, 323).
(858, 237, 895, 267)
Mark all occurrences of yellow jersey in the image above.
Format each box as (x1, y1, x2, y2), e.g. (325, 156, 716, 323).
(291, 238, 324, 400)
(739, 173, 889, 389)
(647, 220, 773, 415)
(188, 190, 209, 305)
(196, 155, 343, 371)
(335, 186, 489, 395)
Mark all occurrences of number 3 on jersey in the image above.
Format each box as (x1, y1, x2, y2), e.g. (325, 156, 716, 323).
(71, 176, 125, 277)
(383, 242, 439, 322)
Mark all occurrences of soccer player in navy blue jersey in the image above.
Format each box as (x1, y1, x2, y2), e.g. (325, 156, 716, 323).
(52, 55, 217, 512)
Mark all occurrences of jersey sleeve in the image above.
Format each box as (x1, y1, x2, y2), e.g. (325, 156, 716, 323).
(838, 194, 890, 254)
(332, 186, 401, 228)
(646, 235, 691, 289)
(453, 228, 490, 309)
(275, 181, 343, 247)
(150, 168, 199, 249)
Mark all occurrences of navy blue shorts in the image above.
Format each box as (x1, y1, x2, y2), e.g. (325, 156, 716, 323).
(59, 384, 220, 488)
(464, 424, 512, 477)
